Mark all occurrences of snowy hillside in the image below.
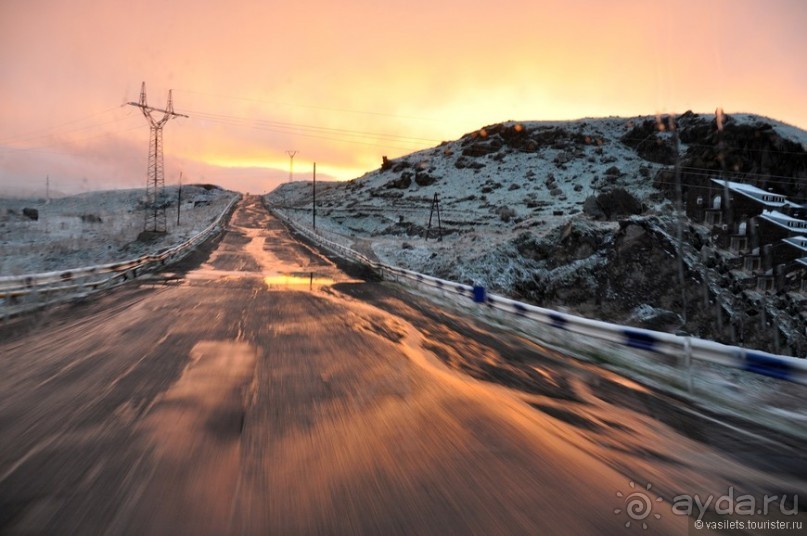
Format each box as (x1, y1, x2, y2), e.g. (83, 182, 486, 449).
(268, 112, 807, 356)
(0, 185, 238, 276)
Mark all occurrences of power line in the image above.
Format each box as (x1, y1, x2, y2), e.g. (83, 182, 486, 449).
(183, 108, 441, 147)
(0, 110, 140, 150)
(0, 123, 144, 156)
(172, 88, 441, 123)
(0, 106, 126, 146)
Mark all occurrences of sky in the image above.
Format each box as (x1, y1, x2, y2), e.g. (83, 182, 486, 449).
(1, 0, 805, 195)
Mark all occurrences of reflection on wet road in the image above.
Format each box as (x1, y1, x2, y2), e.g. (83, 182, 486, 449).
(0, 196, 804, 534)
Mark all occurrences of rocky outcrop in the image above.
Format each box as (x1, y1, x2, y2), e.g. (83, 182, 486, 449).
(621, 119, 677, 165)
(583, 188, 643, 220)
(385, 173, 412, 189)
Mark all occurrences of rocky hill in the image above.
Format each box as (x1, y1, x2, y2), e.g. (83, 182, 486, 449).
(268, 112, 807, 356)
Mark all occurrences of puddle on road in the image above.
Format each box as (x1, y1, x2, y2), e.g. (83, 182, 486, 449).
(180, 199, 347, 292)
(264, 273, 335, 290)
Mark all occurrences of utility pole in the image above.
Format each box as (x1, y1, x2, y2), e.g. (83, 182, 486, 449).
(313, 162, 317, 230)
(45, 175, 50, 204)
(177, 171, 183, 226)
(287, 150, 298, 183)
(716, 107, 731, 226)
(127, 82, 188, 233)
(670, 114, 688, 325)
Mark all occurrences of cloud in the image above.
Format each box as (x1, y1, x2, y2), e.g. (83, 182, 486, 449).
(1, 0, 805, 195)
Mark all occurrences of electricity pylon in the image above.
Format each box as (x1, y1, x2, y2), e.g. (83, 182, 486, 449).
(128, 82, 188, 233)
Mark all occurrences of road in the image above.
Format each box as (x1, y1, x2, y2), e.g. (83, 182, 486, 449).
(0, 196, 805, 535)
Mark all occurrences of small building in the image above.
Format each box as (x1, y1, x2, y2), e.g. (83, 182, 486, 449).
(780, 236, 807, 267)
(687, 178, 799, 229)
(756, 210, 807, 245)
(798, 259, 807, 293)
(779, 237, 807, 293)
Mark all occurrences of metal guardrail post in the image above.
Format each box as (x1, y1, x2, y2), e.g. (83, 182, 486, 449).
(684, 337, 694, 394)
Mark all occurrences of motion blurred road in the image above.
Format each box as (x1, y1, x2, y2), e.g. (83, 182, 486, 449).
(1, 197, 804, 535)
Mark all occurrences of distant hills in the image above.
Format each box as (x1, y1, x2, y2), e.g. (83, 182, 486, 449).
(269, 112, 807, 356)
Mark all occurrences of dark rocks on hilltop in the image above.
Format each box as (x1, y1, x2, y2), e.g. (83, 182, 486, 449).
(383, 170, 438, 189)
(676, 110, 711, 143)
(458, 123, 600, 158)
(392, 161, 412, 173)
(679, 118, 807, 202)
(385, 173, 412, 189)
(620, 111, 807, 202)
(462, 139, 502, 157)
(380, 157, 412, 173)
(414, 172, 437, 186)
(583, 188, 643, 220)
(454, 156, 485, 170)
(621, 119, 677, 165)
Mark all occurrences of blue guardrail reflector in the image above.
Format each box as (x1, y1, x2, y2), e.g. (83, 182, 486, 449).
(743, 352, 792, 381)
(623, 329, 657, 352)
(548, 312, 567, 330)
(473, 286, 486, 303)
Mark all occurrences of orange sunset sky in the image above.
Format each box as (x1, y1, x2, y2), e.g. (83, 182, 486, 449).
(1, 0, 805, 195)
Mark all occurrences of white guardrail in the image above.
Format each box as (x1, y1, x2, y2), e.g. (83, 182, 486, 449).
(0, 195, 240, 319)
(272, 208, 807, 389)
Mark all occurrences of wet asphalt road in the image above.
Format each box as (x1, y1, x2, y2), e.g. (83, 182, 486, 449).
(0, 196, 805, 535)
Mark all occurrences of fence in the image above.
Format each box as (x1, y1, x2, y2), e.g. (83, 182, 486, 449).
(273, 207, 807, 438)
(0, 195, 240, 319)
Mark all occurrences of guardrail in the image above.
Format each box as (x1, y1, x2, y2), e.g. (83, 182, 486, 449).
(0, 195, 240, 318)
(272, 208, 807, 389)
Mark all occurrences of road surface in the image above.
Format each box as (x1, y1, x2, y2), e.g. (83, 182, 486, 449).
(0, 196, 804, 535)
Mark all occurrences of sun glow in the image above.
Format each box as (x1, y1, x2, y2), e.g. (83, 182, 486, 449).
(1, 0, 805, 194)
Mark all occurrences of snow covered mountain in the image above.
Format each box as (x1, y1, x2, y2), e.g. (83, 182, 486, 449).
(269, 112, 807, 356)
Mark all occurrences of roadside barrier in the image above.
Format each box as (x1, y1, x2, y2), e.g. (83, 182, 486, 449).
(0, 195, 240, 318)
(272, 208, 807, 389)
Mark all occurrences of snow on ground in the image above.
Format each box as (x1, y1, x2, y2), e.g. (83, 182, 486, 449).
(270, 115, 674, 286)
(0, 185, 238, 276)
(268, 112, 807, 355)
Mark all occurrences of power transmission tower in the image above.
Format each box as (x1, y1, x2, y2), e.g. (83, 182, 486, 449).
(128, 82, 188, 233)
(287, 150, 298, 183)
(425, 193, 443, 241)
